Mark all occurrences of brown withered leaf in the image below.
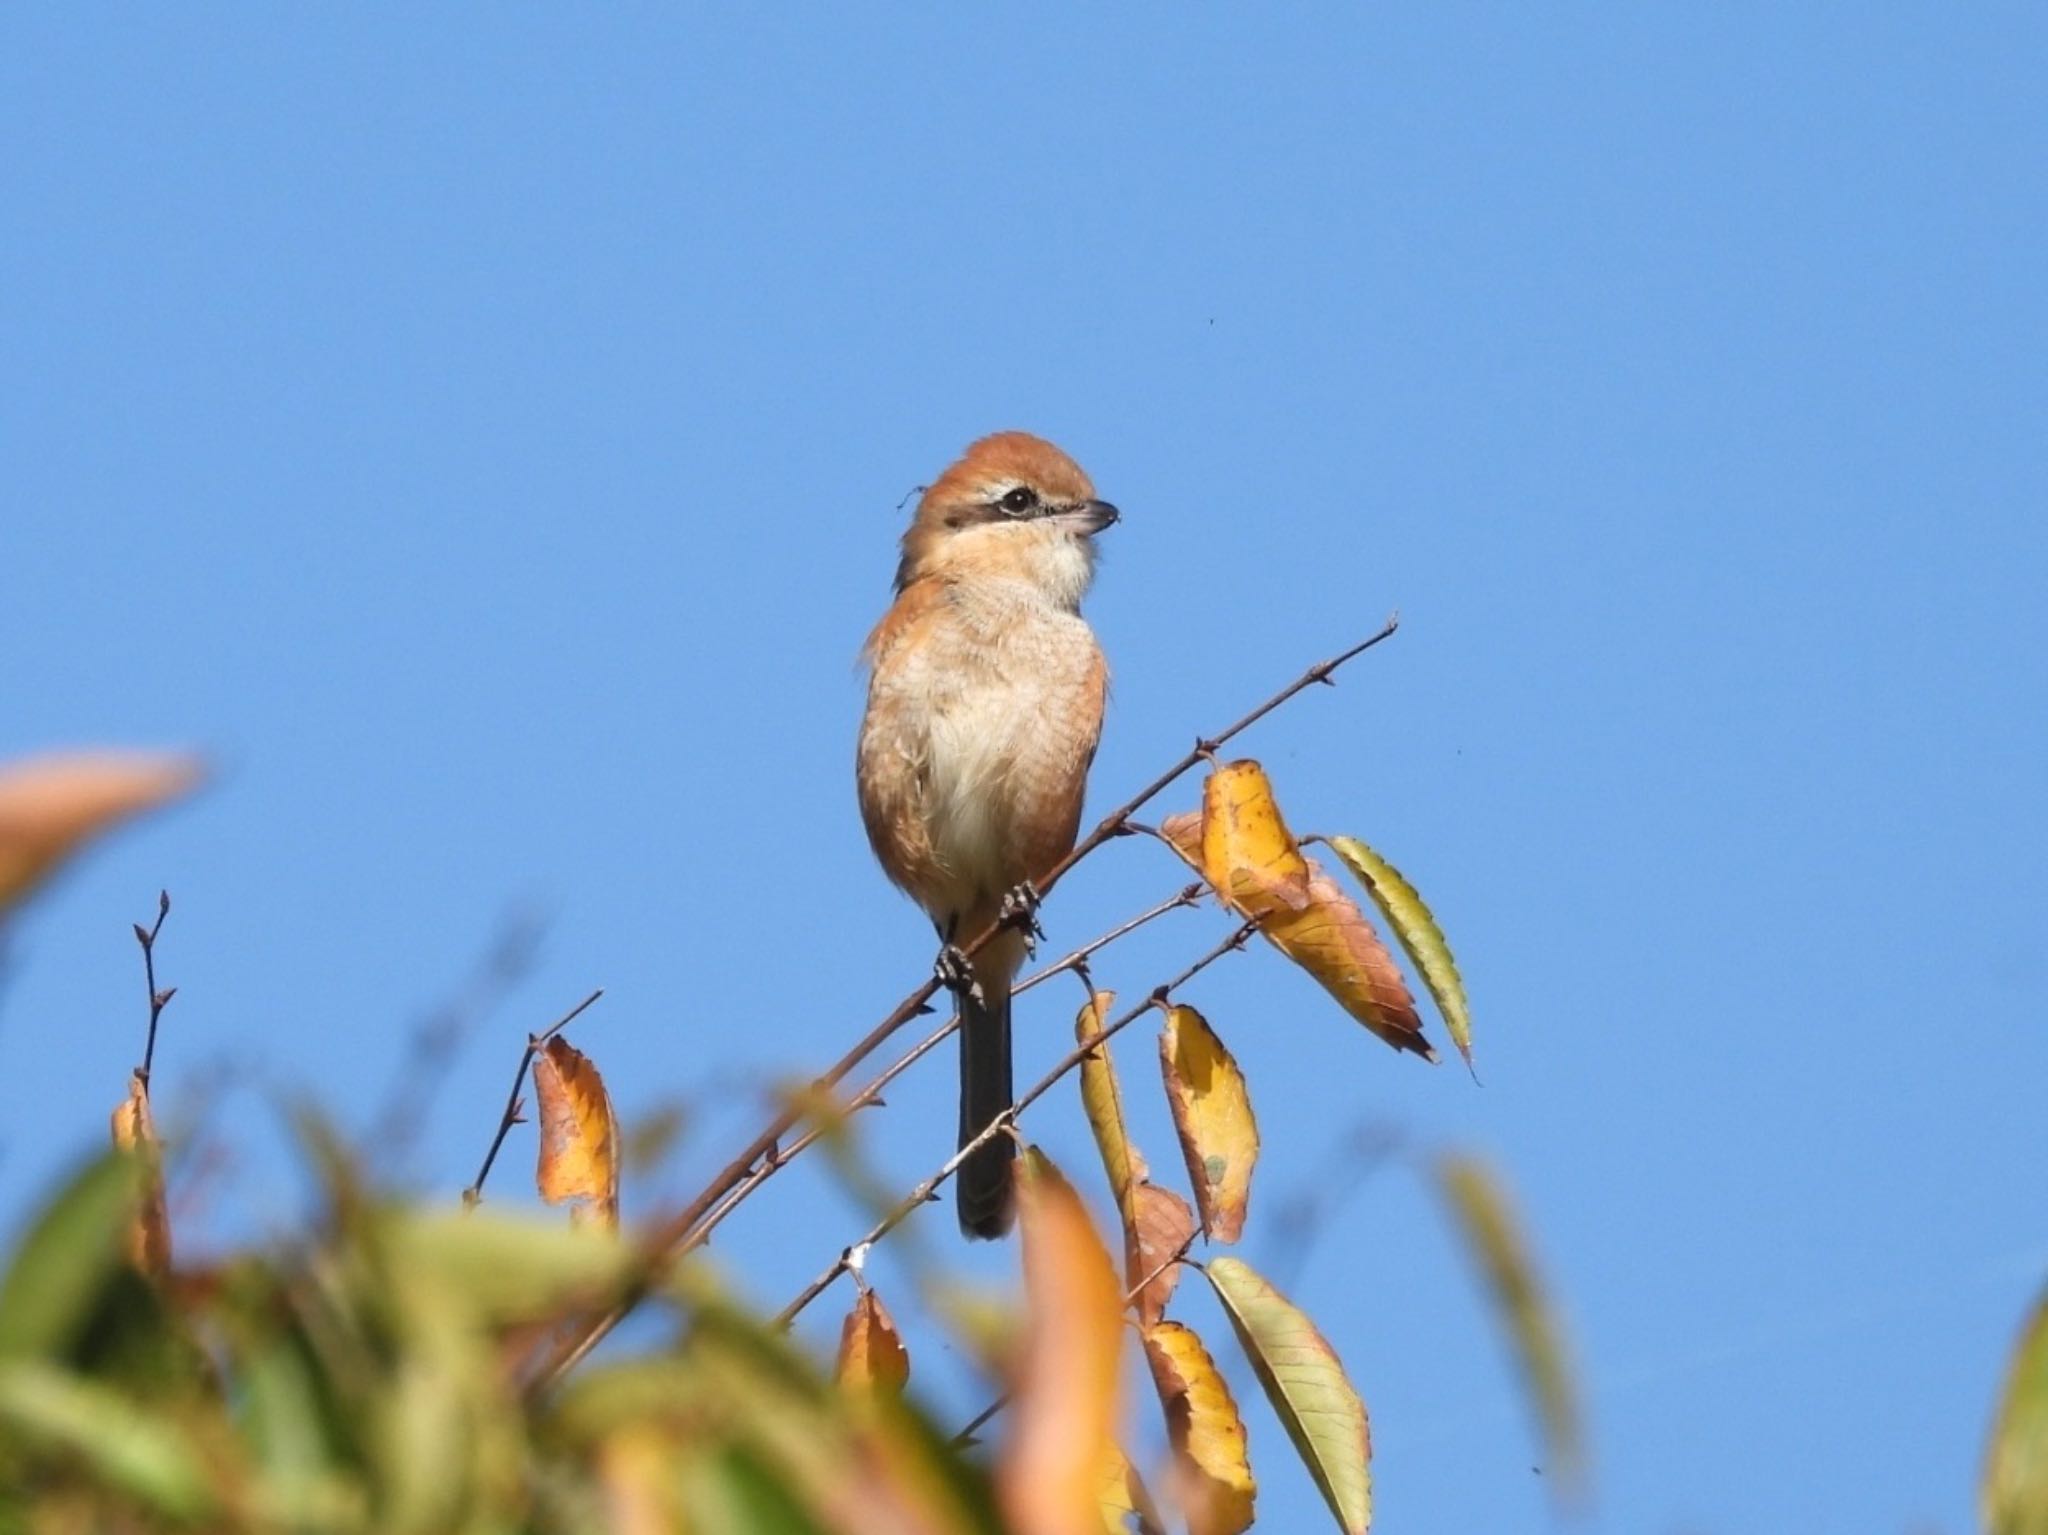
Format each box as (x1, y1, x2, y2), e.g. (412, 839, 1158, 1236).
(1198, 760, 1312, 918)
(1143, 1320, 1256, 1535)
(1124, 1179, 1196, 1328)
(532, 1034, 620, 1228)
(836, 1286, 911, 1396)
(1003, 1148, 1127, 1535)
(109, 1070, 171, 1277)
(0, 752, 205, 915)
(1158, 1005, 1258, 1243)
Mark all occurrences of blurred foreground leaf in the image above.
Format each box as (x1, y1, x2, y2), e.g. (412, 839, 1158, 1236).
(1986, 1284, 2048, 1535)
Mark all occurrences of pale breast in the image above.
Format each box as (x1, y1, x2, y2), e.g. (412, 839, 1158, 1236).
(860, 582, 1104, 920)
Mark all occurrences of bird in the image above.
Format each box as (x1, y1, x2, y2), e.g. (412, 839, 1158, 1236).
(857, 432, 1118, 1237)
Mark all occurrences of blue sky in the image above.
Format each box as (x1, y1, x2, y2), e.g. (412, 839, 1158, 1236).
(5, 6, 2045, 1530)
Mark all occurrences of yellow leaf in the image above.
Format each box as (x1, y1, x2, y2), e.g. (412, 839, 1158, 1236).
(1327, 836, 1472, 1073)
(1986, 1285, 2048, 1535)
(1198, 760, 1312, 919)
(836, 1286, 910, 1396)
(1143, 1320, 1256, 1535)
(0, 752, 204, 914)
(1437, 1155, 1586, 1505)
(1124, 1180, 1195, 1329)
(1075, 991, 1146, 1210)
(1205, 1256, 1370, 1535)
(1161, 770, 1433, 1061)
(108, 1071, 171, 1278)
(1157, 1006, 1258, 1244)
(1003, 1148, 1127, 1535)
(1097, 1439, 1166, 1535)
(533, 1035, 620, 1229)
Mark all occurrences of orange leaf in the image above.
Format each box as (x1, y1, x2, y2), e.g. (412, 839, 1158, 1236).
(1143, 1320, 1256, 1535)
(108, 1070, 171, 1277)
(1198, 760, 1312, 919)
(1002, 1148, 1127, 1535)
(0, 752, 204, 914)
(1124, 1179, 1196, 1328)
(532, 1034, 619, 1228)
(836, 1286, 911, 1395)
(1158, 1006, 1258, 1243)
(1263, 864, 1434, 1060)
(1162, 769, 1433, 1060)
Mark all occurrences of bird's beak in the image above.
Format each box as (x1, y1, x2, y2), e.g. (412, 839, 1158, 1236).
(1065, 499, 1120, 535)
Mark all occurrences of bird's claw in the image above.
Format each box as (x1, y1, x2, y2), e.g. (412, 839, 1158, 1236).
(934, 945, 984, 1008)
(999, 881, 1045, 951)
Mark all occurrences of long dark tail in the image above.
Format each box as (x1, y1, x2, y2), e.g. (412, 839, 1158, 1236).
(957, 975, 1016, 1239)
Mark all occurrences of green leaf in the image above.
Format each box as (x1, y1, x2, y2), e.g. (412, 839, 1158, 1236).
(386, 1207, 635, 1324)
(1326, 835, 1472, 1072)
(1985, 1284, 2048, 1535)
(1204, 1256, 1370, 1534)
(0, 1360, 217, 1520)
(0, 1150, 142, 1363)
(1436, 1155, 1586, 1503)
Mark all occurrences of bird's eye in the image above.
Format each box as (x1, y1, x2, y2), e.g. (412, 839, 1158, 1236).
(998, 487, 1038, 515)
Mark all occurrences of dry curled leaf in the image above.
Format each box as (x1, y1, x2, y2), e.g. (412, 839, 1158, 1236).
(109, 1071, 171, 1278)
(1003, 1148, 1127, 1535)
(0, 752, 205, 915)
(836, 1286, 910, 1396)
(1158, 1006, 1258, 1243)
(1143, 1320, 1256, 1535)
(532, 1035, 620, 1229)
(1438, 1155, 1586, 1505)
(1124, 1179, 1196, 1329)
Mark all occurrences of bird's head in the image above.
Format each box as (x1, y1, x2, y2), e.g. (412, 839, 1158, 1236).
(895, 432, 1119, 604)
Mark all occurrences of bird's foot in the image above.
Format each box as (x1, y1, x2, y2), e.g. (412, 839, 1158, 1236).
(998, 881, 1045, 952)
(934, 944, 985, 1009)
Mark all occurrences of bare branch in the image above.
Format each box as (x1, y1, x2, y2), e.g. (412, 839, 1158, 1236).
(134, 889, 173, 1085)
(523, 622, 1398, 1392)
(774, 919, 1257, 1327)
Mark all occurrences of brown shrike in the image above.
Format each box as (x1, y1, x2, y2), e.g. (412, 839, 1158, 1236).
(857, 432, 1117, 1238)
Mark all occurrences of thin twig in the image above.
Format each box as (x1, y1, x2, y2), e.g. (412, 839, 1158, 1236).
(531, 887, 1204, 1388)
(774, 919, 1258, 1327)
(133, 890, 173, 1085)
(525, 621, 1396, 1391)
(686, 885, 1205, 1248)
(463, 988, 604, 1207)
